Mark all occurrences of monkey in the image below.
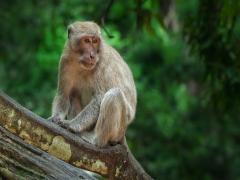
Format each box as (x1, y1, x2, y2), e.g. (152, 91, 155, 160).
(48, 21, 137, 147)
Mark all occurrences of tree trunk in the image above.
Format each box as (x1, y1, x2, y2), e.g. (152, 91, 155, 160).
(0, 91, 153, 179)
(0, 126, 95, 180)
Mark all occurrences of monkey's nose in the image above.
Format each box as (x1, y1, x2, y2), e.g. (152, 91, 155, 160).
(90, 52, 95, 59)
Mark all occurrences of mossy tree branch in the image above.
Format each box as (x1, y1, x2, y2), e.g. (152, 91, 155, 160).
(0, 91, 152, 180)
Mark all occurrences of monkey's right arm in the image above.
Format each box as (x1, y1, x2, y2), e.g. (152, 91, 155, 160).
(48, 94, 70, 123)
(59, 94, 102, 133)
(49, 58, 71, 123)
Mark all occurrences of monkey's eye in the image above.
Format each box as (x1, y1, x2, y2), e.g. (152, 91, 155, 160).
(84, 38, 90, 43)
(92, 38, 98, 44)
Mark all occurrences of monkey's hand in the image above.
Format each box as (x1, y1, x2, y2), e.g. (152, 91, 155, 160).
(47, 115, 62, 124)
(58, 119, 70, 128)
(59, 119, 84, 133)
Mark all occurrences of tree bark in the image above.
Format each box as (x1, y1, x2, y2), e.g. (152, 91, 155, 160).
(0, 126, 95, 180)
(0, 91, 153, 180)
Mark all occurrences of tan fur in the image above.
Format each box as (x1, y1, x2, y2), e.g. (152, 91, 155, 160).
(49, 21, 137, 147)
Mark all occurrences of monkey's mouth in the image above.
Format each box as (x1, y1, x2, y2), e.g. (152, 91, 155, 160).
(81, 60, 96, 69)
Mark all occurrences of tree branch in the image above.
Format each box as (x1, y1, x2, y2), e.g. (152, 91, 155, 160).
(0, 126, 95, 179)
(0, 91, 152, 179)
(97, 0, 115, 38)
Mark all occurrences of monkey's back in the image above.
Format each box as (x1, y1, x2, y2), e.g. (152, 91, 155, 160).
(95, 43, 137, 116)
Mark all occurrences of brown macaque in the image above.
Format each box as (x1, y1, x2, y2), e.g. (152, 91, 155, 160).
(48, 21, 137, 147)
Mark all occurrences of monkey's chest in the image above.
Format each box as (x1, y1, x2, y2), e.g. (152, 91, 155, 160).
(79, 88, 94, 108)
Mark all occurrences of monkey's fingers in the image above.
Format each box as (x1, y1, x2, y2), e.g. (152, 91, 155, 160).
(48, 116, 61, 124)
(58, 120, 78, 133)
(58, 120, 70, 128)
(68, 123, 83, 133)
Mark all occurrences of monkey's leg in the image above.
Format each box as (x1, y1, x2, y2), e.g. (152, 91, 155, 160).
(59, 95, 102, 133)
(67, 97, 82, 120)
(94, 88, 130, 147)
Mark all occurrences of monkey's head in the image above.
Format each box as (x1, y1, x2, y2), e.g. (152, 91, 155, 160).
(67, 21, 102, 70)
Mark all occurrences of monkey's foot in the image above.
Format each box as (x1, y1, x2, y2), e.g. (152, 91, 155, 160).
(58, 120, 71, 128)
(48, 116, 61, 124)
(81, 131, 95, 145)
(59, 120, 83, 133)
(109, 141, 119, 146)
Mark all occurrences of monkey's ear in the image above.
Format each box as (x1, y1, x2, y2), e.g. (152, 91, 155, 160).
(67, 25, 74, 39)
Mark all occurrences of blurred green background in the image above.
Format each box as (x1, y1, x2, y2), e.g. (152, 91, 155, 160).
(1, 0, 240, 179)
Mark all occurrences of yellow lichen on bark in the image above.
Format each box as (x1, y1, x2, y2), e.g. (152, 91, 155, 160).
(19, 130, 32, 144)
(2, 109, 18, 134)
(48, 136, 72, 162)
(73, 156, 108, 175)
(32, 126, 54, 151)
(115, 166, 122, 177)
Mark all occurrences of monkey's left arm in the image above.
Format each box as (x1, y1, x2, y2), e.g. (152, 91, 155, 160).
(59, 95, 103, 133)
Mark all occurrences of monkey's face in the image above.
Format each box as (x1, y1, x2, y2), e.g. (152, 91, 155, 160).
(67, 21, 102, 70)
(71, 35, 100, 70)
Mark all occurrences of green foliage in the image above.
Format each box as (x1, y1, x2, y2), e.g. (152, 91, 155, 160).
(184, 0, 240, 179)
(0, 0, 240, 179)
